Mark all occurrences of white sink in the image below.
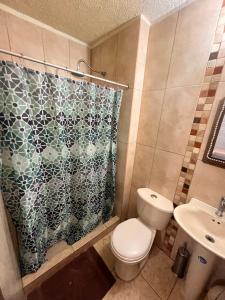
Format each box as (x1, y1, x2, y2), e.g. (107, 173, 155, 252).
(174, 198, 225, 260)
(174, 198, 225, 300)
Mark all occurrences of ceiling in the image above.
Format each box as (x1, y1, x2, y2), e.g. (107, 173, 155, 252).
(0, 0, 192, 45)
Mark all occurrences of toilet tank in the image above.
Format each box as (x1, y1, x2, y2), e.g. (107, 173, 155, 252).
(137, 188, 174, 230)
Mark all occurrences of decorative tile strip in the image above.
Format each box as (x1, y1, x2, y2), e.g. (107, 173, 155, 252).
(163, 0, 225, 255)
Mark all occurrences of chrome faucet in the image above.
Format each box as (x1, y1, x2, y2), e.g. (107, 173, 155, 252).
(215, 196, 225, 217)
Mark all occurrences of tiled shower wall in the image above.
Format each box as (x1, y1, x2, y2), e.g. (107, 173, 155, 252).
(91, 17, 150, 220)
(0, 10, 90, 73)
(129, 0, 225, 255)
(0, 8, 150, 294)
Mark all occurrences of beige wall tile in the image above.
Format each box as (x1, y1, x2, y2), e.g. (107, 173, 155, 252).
(0, 10, 90, 76)
(118, 89, 133, 143)
(188, 160, 225, 208)
(90, 45, 101, 71)
(116, 19, 140, 88)
(6, 12, 45, 72)
(42, 29, 69, 76)
(157, 86, 201, 155)
(69, 40, 90, 74)
(132, 144, 155, 187)
(90, 45, 102, 85)
(0, 11, 11, 61)
(91, 18, 146, 219)
(116, 57, 136, 89)
(127, 185, 138, 218)
(167, 0, 221, 87)
(118, 89, 142, 144)
(143, 12, 178, 90)
(137, 89, 164, 147)
(150, 149, 183, 200)
(101, 35, 117, 81)
(90, 36, 118, 82)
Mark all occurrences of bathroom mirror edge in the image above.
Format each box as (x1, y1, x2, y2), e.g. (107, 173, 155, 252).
(203, 98, 225, 169)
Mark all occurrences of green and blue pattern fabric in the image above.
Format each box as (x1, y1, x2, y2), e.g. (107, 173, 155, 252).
(0, 61, 122, 275)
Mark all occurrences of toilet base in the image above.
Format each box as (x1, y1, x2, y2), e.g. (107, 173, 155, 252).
(112, 225, 156, 281)
(114, 255, 148, 281)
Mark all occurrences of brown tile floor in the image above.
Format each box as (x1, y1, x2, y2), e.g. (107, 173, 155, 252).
(94, 233, 191, 300)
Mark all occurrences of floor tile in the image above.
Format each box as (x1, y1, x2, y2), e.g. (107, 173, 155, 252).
(168, 279, 184, 300)
(103, 274, 161, 300)
(168, 278, 207, 300)
(141, 246, 177, 300)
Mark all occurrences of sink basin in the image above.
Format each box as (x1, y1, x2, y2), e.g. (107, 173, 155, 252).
(174, 198, 225, 260)
(174, 198, 225, 300)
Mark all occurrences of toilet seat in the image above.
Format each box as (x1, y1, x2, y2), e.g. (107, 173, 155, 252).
(111, 218, 153, 262)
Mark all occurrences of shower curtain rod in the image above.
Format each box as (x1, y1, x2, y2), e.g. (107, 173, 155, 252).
(0, 48, 129, 89)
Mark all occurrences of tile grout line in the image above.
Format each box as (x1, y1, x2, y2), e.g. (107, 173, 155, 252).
(142, 79, 225, 94)
(167, 277, 179, 300)
(135, 142, 186, 157)
(140, 272, 163, 299)
(147, 8, 180, 189)
(139, 246, 177, 300)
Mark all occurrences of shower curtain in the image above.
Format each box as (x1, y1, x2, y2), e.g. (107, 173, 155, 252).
(0, 61, 123, 275)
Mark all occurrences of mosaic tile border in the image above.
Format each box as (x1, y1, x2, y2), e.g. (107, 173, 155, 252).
(163, 0, 225, 254)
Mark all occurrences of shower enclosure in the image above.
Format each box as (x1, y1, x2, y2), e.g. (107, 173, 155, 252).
(0, 9, 147, 298)
(0, 60, 123, 274)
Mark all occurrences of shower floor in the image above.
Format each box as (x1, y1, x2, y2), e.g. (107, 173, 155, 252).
(27, 247, 115, 300)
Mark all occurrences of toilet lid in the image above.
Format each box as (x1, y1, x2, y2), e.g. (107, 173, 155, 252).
(111, 218, 152, 261)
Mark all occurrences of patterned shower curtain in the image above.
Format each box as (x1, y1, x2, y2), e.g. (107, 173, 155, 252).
(0, 61, 123, 275)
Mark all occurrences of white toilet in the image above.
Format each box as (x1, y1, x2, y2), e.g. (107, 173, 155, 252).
(111, 188, 174, 281)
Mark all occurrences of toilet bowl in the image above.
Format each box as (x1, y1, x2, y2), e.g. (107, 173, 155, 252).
(111, 188, 174, 281)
